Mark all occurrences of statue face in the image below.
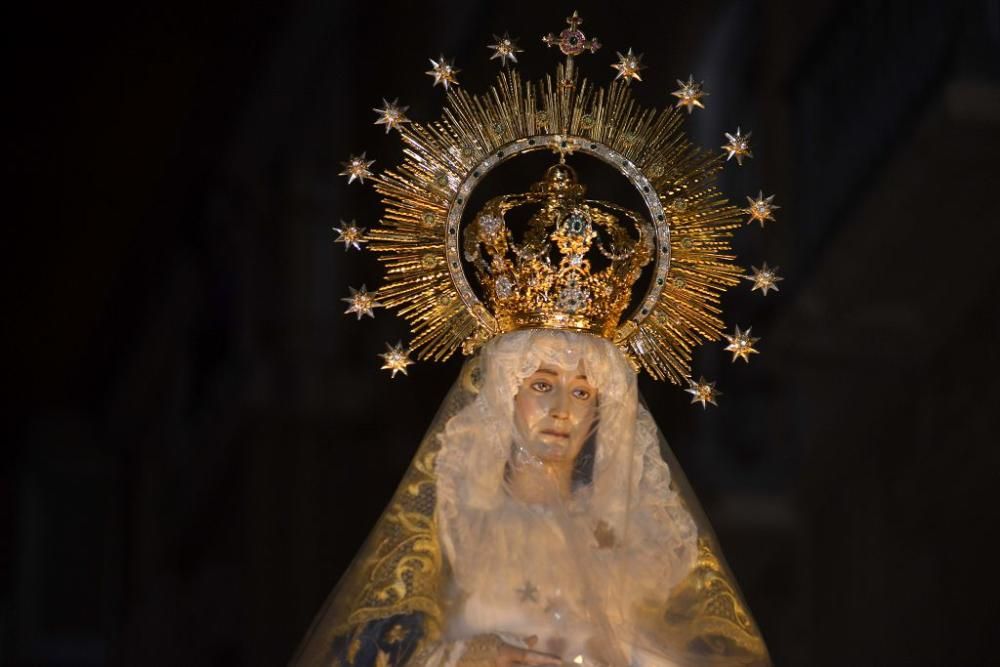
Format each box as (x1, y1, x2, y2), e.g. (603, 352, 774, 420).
(513, 362, 598, 465)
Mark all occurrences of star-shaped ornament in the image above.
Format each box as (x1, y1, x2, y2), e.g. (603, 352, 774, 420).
(744, 262, 784, 296)
(379, 341, 414, 378)
(373, 98, 410, 134)
(671, 75, 709, 113)
(385, 624, 408, 645)
(332, 221, 367, 251)
(488, 32, 523, 66)
(743, 191, 780, 227)
(426, 55, 460, 90)
(339, 153, 375, 184)
(723, 325, 760, 363)
(611, 48, 645, 83)
(516, 580, 540, 604)
(722, 127, 753, 165)
(685, 376, 721, 409)
(342, 285, 382, 320)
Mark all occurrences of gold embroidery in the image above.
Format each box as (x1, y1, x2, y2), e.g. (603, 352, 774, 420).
(341, 448, 445, 640)
(656, 537, 769, 661)
(385, 624, 409, 645)
(347, 637, 362, 665)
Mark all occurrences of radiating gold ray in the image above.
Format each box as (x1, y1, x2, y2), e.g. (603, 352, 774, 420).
(365, 64, 750, 383)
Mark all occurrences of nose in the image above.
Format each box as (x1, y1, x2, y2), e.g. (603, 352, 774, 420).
(549, 386, 571, 419)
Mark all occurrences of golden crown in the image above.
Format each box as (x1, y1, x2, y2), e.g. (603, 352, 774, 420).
(336, 11, 784, 404)
(468, 163, 652, 340)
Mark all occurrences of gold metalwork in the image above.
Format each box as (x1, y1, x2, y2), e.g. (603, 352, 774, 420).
(671, 75, 708, 113)
(343, 285, 382, 320)
(743, 191, 779, 227)
(685, 376, 721, 409)
(611, 48, 645, 83)
(465, 163, 653, 339)
(488, 33, 523, 66)
(723, 325, 760, 364)
(333, 221, 368, 251)
(542, 10, 601, 87)
(379, 342, 414, 378)
(744, 262, 782, 296)
(340, 154, 375, 184)
(426, 56, 460, 90)
(373, 99, 411, 134)
(722, 128, 752, 165)
(365, 59, 745, 383)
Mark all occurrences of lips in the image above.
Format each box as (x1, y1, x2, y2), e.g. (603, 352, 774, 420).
(540, 429, 570, 439)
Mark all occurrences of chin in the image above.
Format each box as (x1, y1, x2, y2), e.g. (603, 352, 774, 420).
(533, 439, 574, 462)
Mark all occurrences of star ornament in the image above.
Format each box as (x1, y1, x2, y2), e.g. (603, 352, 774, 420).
(723, 325, 761, 363)
(743, 191, 780, 227)
(379, 341, 414, 378)
(488, 32, 523, 66)
(671, 75, 709, 113)
(373, 98, 410, 134)
(685, 376, 721, 409)
(744, 262, 784, 296)
(516, 580, 540, 604)
(426, 55, 460, 90)
(722, 127, 753, 165)
(611, 48, 645, 83)
(332, 220, 367, 251)
(339, 153, 375, 184)
(342, 284, 382, 320)
(385, 624, 408, 645)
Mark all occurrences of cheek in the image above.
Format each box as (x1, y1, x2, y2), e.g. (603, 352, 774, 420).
(514, 390, 548, 428)
(568, 403, 597, 448)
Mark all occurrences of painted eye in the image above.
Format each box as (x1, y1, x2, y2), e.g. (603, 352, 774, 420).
(531, 381, 552, 392)
(572, 388, 591, 400)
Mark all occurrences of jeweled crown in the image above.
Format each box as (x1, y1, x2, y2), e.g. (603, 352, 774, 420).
(466, 163, 652, 338)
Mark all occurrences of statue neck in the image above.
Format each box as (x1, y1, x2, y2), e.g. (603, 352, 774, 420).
(506, 458, 574, 505)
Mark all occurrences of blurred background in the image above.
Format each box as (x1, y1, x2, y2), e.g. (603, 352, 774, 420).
(5, 1, 1000, 665)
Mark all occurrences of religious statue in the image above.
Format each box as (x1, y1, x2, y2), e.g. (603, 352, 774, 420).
(295, 11, 779, 666)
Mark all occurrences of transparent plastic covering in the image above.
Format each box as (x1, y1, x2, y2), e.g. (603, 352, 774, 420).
(292, 331, 769, 666)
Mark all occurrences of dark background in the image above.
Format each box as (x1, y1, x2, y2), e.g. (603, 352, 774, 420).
(6, 1, 1000, 665)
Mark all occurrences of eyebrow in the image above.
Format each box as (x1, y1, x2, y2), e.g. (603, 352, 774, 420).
(533, 368, 590, 382)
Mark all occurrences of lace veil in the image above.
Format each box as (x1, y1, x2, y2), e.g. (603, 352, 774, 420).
(292, 330, 769, 666)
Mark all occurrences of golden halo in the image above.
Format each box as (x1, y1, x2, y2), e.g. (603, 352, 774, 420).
(366, 65, 745, 383)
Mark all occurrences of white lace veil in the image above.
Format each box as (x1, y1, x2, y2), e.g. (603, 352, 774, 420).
(291, 330, 770, 667)
(437, 330, 698, 656)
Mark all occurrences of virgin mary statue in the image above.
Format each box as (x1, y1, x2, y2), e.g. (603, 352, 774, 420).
(295, 15, 773, 665)
(292, 326, 769, 666)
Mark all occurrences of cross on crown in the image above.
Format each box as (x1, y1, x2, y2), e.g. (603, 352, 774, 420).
(542, 11, 602, 57)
